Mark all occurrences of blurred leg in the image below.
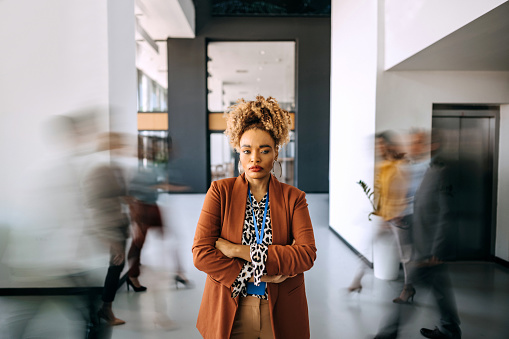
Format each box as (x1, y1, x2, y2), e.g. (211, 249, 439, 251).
(127, 222, 147, 279)
(429, 265, 461, 338)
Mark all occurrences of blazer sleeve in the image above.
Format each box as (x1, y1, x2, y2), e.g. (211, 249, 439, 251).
(192, 181, 244, 288)
(266, 190, 317, 276)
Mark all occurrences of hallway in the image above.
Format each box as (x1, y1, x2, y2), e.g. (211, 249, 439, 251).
(1, 194, 508, 338)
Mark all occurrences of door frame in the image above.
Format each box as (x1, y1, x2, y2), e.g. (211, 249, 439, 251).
(432, 104, 500, 259)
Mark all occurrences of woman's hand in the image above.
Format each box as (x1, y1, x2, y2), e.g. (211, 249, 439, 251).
(215, 238, 251, 261)
(215, 238, 236, 258)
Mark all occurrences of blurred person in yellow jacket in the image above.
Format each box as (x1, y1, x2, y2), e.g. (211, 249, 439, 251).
(348, 131, 409, 293)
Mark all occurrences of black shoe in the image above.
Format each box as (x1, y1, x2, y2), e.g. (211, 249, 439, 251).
(420, 327, 460, 339)
(174, 275, 194, 290)
(126, 277, 147, 292)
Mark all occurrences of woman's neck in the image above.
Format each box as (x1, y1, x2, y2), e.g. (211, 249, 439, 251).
(246, 175, 270, 202)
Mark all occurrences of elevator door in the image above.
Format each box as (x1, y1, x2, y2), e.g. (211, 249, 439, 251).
(432, 112, 495, 260)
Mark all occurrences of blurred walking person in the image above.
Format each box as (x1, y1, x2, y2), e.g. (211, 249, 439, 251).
(348, 131, 408, 293)
(374, 130, 461, 339)
(84, 133, 130, 326)
(125, 143, 192, 292)
(389, 130, 429, 303)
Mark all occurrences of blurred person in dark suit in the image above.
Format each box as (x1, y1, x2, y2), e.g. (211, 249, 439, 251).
(375, 130, 461, 339)
(84, 133, 130, 326)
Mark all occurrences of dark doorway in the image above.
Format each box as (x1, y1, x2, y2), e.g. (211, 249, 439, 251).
(432, 105, 498, 260)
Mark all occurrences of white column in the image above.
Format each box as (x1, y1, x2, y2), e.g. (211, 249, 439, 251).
(330, 0, 379, 261)
(107, 0, 137, 134)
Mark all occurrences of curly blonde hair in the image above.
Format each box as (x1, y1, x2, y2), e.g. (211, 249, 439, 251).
(224, 96, 292, 154)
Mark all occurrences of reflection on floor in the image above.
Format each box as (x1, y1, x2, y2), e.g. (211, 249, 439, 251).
(1, 194, 509, 338)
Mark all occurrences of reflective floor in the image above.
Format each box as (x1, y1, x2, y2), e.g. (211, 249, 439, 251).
(1, 194, 509, 338)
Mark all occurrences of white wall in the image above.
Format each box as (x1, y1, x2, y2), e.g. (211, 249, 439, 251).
(0, 0, 137, 225)
(108, 0, 137, 133)
(376, 70, 509, 261)
(376, 71, 509, 131)
(497, 104, 509, 261)
(330, 0, 379, 261)
(384, 0, 507, 70)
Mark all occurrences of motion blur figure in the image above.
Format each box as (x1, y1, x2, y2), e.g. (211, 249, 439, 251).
(375, 131, 461, 339)
(125, 140, 192, 293)
(125, 155, 165, 292)
(390, 130, 429, 304)
(348, 131, 408, 293)
(1, 115, 100, 338)
(84, 132, 130, 326)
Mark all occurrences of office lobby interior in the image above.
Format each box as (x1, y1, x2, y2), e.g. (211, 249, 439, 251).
(1, 1, 509, 338)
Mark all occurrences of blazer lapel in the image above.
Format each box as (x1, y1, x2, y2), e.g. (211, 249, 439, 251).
(224, 173, 248, 244)
(269, 174, 288, 245)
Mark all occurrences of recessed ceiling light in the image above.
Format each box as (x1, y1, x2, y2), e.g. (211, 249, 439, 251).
(260, 50, 265, 55)
(258, 66, 263, 70)
(256, 78, 261, 82)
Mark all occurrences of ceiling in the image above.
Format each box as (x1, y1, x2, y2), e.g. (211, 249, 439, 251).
(134, 0, 195, 88)
(207, 41, 296, 112)
(389, 1, 509, 71)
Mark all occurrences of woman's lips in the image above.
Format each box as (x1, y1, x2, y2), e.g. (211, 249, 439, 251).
(249, 166, 263, 172)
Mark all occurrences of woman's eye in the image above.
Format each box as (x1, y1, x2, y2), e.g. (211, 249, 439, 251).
(243, 150, 250, 154)
(261, 150, 269, 154)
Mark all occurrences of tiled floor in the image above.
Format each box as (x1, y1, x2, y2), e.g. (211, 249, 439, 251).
(1, 193, 509, 338)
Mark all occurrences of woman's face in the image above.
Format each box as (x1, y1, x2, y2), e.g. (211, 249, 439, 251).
(239, 128, 277, 182)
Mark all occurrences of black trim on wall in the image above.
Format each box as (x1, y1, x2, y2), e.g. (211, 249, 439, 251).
(329, 226, 373, 268)
(168, 0, 330, 193)
(493, 256, 509, 269)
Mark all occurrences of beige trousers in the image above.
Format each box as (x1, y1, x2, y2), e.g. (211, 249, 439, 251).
(230, 296, 274, 339)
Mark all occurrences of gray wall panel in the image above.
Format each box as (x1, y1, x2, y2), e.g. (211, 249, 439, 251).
(168, 2, 330, 192)
(168, 38, 208, 192)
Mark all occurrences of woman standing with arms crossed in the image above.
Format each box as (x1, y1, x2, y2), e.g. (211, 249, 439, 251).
(193, 96, 317, 339)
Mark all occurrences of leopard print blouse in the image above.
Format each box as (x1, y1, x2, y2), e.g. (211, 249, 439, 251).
(231, 192, 272, 299)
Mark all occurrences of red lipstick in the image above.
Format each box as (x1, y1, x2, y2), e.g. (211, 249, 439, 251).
(249, 166, 262, 172)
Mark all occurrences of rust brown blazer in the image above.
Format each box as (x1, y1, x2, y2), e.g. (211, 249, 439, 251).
(192, 174, 317, 339)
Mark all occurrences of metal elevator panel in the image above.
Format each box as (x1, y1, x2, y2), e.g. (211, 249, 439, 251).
(432, 114, 495, 261)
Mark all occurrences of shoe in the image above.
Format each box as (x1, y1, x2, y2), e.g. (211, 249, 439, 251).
(97, 309, 125, 326)
(126, 277, 147, 292)
(420, 327, 460, 339)
(347, 284, 362, 293)
(393, 285, 416, 304)
(175, 275, 193, 290)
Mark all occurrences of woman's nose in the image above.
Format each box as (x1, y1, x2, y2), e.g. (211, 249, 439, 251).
(251, 152, 260, 162)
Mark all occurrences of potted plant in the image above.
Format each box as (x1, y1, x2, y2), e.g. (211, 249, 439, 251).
(357, 180, 400, 280)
